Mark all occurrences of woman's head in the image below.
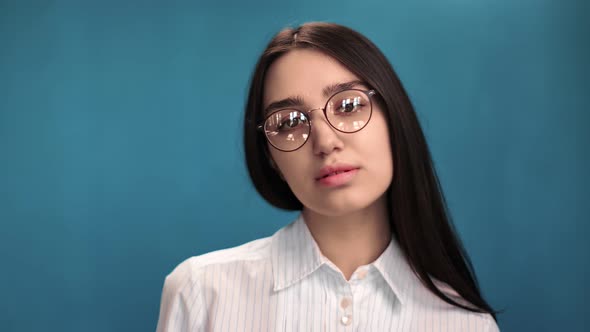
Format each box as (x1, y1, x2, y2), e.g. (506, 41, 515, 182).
(244, 22, 415, 215)
(262, 48, 393, 217)
(244, 22, 498, 318)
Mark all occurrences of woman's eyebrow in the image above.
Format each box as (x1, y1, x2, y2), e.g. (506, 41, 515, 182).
(264, 96, 305, 116)
(322, 79, 366, 97)
(263, 80, 367, 116)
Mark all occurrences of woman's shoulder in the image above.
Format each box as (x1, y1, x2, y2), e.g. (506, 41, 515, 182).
(423, 278, 500, 331)
(162, 235, 273, 292)
(156, 235, 277, 331)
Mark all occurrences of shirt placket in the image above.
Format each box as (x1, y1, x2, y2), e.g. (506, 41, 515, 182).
(324, 263, 373, 331)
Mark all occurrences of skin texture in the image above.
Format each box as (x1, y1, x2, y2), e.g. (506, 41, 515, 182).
(263, 49, 394, 279)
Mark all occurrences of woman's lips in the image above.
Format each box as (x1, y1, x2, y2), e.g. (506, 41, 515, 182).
(316, 168, 359, 187)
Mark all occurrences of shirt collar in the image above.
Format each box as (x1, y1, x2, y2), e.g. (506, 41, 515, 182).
(270, 214, 325, 292)
(372, 235, 417, 306)
(270, 213, 416, 306)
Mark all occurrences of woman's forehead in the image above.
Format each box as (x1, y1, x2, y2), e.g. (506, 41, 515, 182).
(263, 49, 361, 107)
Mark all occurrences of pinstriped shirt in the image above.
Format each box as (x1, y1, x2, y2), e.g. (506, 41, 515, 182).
(156, 214, 500, 331)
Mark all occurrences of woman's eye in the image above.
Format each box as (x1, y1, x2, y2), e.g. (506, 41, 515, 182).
(278, 118, 301, 130)
(337, 100, 364, 113)
(342, 102, 356, 112)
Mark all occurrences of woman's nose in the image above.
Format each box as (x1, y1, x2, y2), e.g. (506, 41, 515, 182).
(309, 109, 344, 156)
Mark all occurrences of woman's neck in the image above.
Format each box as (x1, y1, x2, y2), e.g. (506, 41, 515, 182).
(302, 195, 391, 281)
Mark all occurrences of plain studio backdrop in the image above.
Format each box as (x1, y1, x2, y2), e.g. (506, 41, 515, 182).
(0, 0, 588, 331)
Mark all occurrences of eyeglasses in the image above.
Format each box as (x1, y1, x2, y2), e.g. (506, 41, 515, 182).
(257, 89, 376, 152)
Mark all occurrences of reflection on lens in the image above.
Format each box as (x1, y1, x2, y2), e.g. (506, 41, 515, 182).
(264, 109, 310, 151)
(334, 121, 346, 130)
(352, 120, 365, 130)
(326, 90, 371, 133)
(262, 90, 372, 151)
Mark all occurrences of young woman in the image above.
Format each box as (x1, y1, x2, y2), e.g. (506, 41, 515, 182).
(156, 22, 500, 331)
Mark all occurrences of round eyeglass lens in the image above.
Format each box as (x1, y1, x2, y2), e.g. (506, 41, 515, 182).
(325, 90, 372, 132)
(263, 110, 310, 151)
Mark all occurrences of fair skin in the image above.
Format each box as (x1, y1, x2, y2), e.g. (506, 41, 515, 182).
(263, 49, 395, 280)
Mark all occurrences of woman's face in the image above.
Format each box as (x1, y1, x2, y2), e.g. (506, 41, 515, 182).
(263, 49, 394, 217)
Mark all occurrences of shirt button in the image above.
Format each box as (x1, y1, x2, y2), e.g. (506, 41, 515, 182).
(340, 297, 351, 309)
(341, 314, 352, 326)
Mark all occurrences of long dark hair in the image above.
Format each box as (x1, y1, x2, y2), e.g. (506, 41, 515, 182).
(243, 22, 498, 320)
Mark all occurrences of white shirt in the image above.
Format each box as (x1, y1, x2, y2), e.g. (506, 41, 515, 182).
(156, 214, 500, 331)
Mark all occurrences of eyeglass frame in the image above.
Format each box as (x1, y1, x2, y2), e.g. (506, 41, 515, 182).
(256, 88, 377, 152)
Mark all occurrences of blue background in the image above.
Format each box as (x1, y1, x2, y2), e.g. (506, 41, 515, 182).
(1, 0, 588, 331)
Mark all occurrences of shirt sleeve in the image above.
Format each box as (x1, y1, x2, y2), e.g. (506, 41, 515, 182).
(155, 260, 206, 332)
